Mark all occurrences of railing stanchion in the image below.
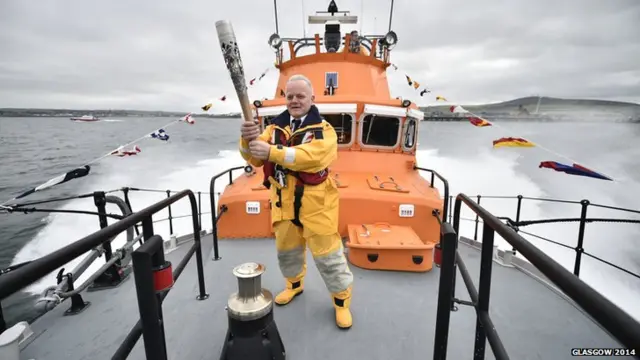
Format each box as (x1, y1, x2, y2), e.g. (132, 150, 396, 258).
(209, 166, 242, 261)
(90, 191, 124, 289)
(433, 223, 457, 360)
(473, 224, 496, 359)
(131, 234, 168, 360)
(474, 195, 481, 241)
(573, 200, 589, 277)
(166, 190, 174, 236)
(514, 195, 523, 231)
(122, 187, 141, 239)
(448, 195, 453, 223)
(0, 303, 5, 334)
(512, 195, 523, 254)
(198, 191, 202, 230)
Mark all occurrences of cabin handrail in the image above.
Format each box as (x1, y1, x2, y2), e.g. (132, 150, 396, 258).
(414, 166, 450, 222)
(282, 34, 385, 58)
(433, 193, 640, 359)
(209, 166, 244, 260)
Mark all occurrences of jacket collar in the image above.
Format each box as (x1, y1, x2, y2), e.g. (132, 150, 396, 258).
(272, 105, 322, 130)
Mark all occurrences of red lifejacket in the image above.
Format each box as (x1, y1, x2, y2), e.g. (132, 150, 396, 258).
(262, 126, 329, 227)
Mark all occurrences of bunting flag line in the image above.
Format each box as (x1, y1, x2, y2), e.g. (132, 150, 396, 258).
(200, 67, 271, 111)
(388, 63, 431, 96)
(0, 114, 195, 207)
(201, 96, 226, 111)
(429, 94, 615, 182)
(391, 64, 616, 181)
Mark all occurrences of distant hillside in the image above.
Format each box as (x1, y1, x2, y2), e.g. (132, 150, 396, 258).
(420, 96, 640, 116)
(0, 108, 240, 118)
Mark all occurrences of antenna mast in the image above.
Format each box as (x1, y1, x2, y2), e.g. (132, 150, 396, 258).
(273, 0, 279, 34)
(301, 0, 307, 37)
(360, 0, 364, 33)
(388, 0, 394, 32)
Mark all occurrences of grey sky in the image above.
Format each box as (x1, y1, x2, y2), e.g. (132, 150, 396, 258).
(0, 0, 639, 112)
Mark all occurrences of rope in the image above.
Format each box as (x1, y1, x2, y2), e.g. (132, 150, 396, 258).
(127, 187, 212, 195)
(517, 229, 575, 250)
(7, 188, 122, 208)
(512, 217, 640, 227)
(5, 207, 125, 221)
(0, 186, 216, 213)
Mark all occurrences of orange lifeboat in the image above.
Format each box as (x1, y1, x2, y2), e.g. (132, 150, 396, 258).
(216, 3, 445, 273)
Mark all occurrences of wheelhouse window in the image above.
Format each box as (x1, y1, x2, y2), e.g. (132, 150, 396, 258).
(322, 113, 353, 145)
(403, 118, 417, 149)
(361, 115, 400, 147)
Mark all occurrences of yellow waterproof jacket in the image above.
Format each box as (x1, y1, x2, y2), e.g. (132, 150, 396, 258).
(239, 105, 340, 236)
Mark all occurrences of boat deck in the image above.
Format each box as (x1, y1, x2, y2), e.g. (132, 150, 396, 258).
(19, 233, 631, 360)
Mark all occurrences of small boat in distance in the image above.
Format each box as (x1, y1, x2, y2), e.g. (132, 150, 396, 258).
(70, 115, 100, 122)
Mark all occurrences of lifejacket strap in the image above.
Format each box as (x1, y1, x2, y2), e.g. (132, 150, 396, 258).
(291, 182, 304, 227)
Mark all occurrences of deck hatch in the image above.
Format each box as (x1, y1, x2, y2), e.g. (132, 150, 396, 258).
(366, 175, 409, 193)
(346, 223, 435, 272)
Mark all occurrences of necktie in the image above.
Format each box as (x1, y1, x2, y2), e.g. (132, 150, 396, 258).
(291, 119, 301, 132)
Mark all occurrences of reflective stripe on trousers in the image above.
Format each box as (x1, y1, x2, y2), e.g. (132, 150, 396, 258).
(274, 220, 353, 294)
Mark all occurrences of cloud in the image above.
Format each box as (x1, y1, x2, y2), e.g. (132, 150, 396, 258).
(0, 0, 639, 112)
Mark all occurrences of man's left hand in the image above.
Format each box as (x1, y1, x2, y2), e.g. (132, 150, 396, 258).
(249, 140, 271, 160)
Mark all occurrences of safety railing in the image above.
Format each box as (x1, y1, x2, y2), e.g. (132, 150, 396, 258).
(2, 186, 213, 249)
(414, 165, 450, 222)
(432, 193, 640, 359)
(122, 187, 211, 239)
(0, 176, 244, 331)
(450, 194, 640, 281)
(0, 191, 137, 331)
(0, 190, 209, 359)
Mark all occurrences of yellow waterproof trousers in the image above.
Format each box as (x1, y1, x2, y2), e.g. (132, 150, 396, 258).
(273, 220, 353, 328)
(274, 220, 353, 294)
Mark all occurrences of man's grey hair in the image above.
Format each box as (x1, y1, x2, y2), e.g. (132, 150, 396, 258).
(287, 74, 314, 95)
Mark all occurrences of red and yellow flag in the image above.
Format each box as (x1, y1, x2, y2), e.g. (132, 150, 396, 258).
(468, 117, 492, 127)
(493, 137, 535, 148)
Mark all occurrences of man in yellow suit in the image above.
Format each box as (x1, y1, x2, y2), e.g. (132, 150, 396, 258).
(239, 74, 353, 329)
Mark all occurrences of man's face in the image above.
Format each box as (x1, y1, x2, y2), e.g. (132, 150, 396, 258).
(285, 80, 314, 118)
